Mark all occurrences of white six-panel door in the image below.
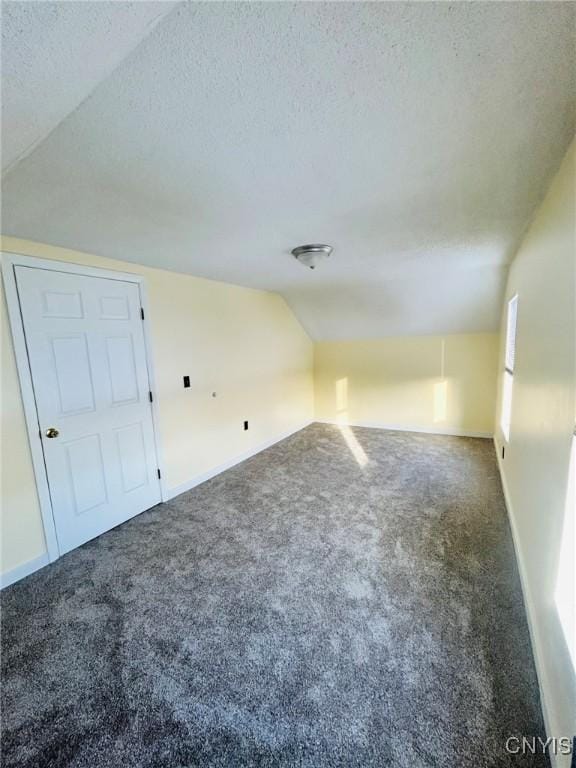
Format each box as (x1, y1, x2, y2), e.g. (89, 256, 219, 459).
(15, 265, 161, 554)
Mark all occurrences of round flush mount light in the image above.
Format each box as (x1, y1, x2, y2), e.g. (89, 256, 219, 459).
(291, 244, 333, 270)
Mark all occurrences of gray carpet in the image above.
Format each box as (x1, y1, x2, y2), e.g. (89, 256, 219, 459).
(1, 423, 548, 767)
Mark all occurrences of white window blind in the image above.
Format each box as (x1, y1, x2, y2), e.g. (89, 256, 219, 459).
(500, 295, 518, 442)
(505, 295, 518, 373)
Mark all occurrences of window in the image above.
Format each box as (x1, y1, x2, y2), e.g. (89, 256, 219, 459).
(555, 430, 576, 674)
(500, 295, 518, 442)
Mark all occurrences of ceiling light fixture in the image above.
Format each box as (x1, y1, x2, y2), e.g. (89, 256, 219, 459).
(291, 244, 333, 270)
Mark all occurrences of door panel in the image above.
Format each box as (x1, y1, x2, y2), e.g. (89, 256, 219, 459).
(42, 289, 84, 318)
(99, 295, 130, 320)
(15, 265, 161, 555)
(105, 335, 139, 405)
(115, 422, 148, 492)
(63, 434, 108, 516)
(51, 334, 96, 414)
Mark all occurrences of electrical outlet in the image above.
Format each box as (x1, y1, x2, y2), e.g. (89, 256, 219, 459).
(244, 420, 249, 431)
(183, 375, 190, 388)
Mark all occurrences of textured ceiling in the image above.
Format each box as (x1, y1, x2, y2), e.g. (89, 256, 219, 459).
(2, 2, 575, 340)
(1, 1, 175, 173)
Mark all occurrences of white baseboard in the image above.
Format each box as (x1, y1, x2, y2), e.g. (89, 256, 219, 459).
(316, 419, 492, 439)
(164, 420, 314, 501)
(1, 552, 50, 589)
(494, 440, 565, 768)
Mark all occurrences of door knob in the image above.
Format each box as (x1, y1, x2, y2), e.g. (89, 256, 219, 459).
(45, 427, 59, 439)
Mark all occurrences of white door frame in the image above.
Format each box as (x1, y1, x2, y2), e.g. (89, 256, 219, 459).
(1, 251, 167, 563)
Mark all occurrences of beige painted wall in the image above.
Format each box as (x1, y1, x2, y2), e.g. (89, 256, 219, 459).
(314, 334, 498, 435)
(494, 140, 575, 759)
(1, 237, 314, 575)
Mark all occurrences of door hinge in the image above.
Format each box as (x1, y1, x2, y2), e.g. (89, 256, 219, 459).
(157, 468, 161, 479)
(149, 391, 153, 403)
(140, 307, 145, 320)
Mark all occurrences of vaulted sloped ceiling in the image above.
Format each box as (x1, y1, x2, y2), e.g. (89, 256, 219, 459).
(2, 2, 575, 340)
(1, 1, 176, 173)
